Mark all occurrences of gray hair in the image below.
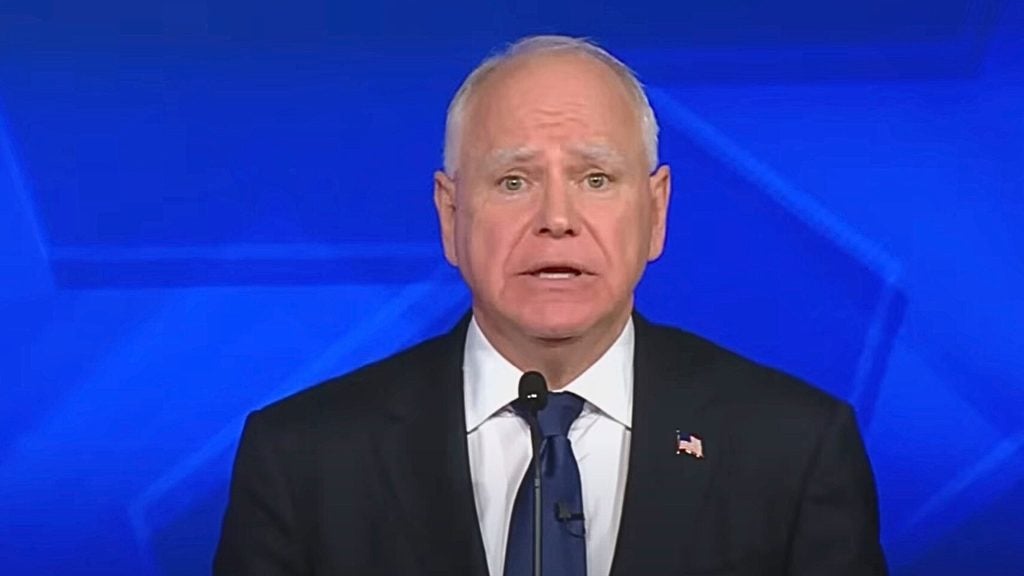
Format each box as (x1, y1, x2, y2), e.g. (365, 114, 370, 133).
(442, 35, 660, 176)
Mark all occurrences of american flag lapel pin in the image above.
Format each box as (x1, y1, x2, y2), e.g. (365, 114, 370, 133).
(676, 430, 704, 459)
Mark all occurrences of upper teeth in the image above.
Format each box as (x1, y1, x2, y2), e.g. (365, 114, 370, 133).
(538, 272, 575, 279)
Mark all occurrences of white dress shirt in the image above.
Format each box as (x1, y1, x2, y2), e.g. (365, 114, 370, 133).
(463, 317, 634, 576)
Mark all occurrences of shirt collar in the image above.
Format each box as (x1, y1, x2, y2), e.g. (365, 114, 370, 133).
(463, 316, 634, 432)
(562, 320, 634, 429)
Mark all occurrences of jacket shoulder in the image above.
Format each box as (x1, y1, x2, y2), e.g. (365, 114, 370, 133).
(641, 318, 849, 418)
(251, 328, 459, 434)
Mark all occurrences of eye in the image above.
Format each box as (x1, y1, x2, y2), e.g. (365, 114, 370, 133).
(584, 173, 610, 190)
(500, 175, 526, 192)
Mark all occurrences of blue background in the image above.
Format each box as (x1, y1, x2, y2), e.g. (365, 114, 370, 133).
(1, 1, 1022, 574)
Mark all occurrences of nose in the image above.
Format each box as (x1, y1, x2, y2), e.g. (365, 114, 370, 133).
(535, 178, 578, 238)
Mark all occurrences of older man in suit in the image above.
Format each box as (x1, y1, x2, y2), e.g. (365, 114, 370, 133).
(214, 35, 887, 576)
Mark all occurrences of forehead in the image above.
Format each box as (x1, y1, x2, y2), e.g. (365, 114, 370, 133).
(460, 53, 645, 165)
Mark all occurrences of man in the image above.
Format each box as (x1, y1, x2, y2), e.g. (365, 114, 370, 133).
(214, 36, 887, 575)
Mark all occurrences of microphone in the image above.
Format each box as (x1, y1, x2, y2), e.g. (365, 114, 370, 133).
(555, 502, 585, 523)
(518, 371, 548, 576)
(556, 500, 586, 539)
(518, 371, 548, 414)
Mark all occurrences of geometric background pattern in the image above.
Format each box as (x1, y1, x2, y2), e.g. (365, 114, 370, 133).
(1, 1, 1021, 574)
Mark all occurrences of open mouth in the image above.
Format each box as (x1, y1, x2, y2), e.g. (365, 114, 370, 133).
(528, 266, 585, 279)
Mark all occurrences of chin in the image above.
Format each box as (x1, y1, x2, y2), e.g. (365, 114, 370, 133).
(514, 306, 603, 342)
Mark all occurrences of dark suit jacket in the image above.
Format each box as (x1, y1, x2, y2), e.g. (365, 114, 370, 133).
(214, 314, 887, 575)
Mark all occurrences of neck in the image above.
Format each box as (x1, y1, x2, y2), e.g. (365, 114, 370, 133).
(474, 307, 632, 389)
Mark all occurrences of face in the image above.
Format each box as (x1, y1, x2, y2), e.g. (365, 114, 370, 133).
(435, 52, 670, 345)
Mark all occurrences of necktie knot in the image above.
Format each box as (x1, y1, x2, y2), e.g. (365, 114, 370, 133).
(515, 392, 584, 438)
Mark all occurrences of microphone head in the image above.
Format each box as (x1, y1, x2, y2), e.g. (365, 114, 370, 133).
(518, 371, 548, 414)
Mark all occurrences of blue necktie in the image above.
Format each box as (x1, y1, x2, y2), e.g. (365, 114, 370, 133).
(504, 392, 587, 576)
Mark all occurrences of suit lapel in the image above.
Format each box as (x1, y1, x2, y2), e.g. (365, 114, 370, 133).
(373, 317, 490, 576)
(610, 315, 722, 575)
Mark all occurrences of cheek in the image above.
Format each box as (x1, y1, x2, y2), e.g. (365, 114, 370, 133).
(599, 202, 653, 265)
(455, 205, 522, 278)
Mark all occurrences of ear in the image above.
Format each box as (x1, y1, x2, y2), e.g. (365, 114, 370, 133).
(646, 164, 671, 261)
(434, 170, 460, 266)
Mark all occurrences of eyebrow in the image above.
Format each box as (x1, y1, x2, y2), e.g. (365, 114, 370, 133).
(482, 144, 627, 171)
(483, 147, 541, 171)
(566, 143, 627, 166)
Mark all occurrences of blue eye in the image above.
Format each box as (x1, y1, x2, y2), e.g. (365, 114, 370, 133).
(585, 173, 610, 189)
(501, 175, 526, 192)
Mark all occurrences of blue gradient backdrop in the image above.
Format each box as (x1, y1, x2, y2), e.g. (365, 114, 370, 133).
(1, 1, 1022, 574)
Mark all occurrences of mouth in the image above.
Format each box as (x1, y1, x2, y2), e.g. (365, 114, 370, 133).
(524, 265, 588, 280)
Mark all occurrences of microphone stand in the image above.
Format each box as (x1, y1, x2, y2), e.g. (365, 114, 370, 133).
(518, 371, 549, 576)
(528, 414, 543, 576)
